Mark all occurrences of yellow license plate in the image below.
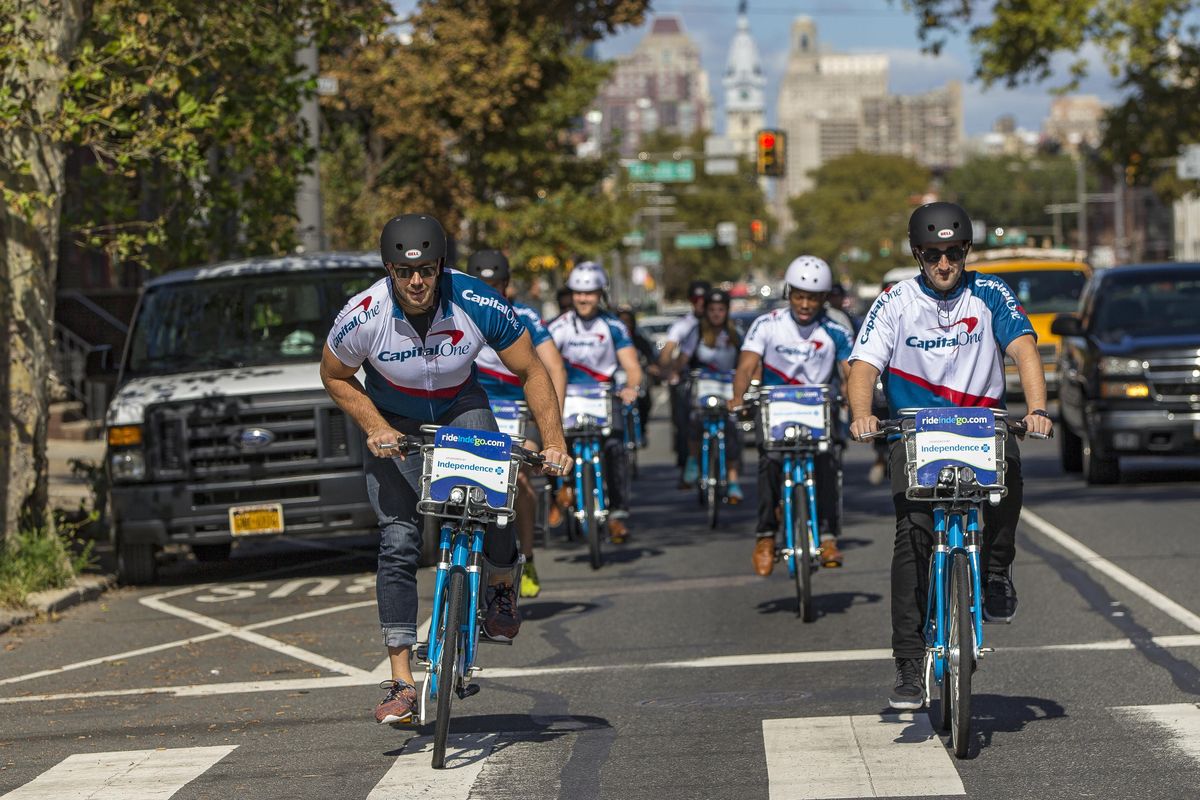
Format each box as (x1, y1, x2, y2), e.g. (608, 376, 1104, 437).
(228, 503, 284, 536)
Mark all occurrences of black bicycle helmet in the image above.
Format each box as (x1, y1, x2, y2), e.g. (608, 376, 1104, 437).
(466, 249, 510, 281)
(688, 280, 712, 300)
(908, 202, 972, 250)
(705, 288, 731, 306)
(379, 214, 447, 267)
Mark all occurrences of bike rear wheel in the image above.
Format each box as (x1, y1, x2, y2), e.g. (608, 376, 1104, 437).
(584, 461, 602, 570)
(432, 567, 466, 769)
(947, 552, 974, 758)
(793, 483, 814, 622)
(706, 440, 720, 529)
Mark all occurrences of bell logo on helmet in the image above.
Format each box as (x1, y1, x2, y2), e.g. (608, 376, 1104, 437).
(937, 228, 955, 239)
(404, 248, 422, 258)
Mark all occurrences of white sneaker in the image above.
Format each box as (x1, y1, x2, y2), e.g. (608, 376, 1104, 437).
(868, 462, 886, 486)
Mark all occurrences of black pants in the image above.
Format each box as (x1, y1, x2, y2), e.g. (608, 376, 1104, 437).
(756, 447, 839, 536)
(670, 381, 691, 468)
(889, 438, 1023, 659)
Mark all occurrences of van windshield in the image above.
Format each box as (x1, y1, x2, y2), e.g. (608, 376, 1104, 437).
(125, 270, 378, 377)
(993, 268, 1088, 315)
(1091, 271, 1200, 341)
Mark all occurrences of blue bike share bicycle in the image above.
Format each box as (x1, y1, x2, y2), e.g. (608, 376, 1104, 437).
(743, 383, 841, 622)
(491, 399, 551, 547)
(386, 425, 542, 769)
(691, 369, 735, 529)
(562, 384, 614, 570)
(862, 408, 1048, 758)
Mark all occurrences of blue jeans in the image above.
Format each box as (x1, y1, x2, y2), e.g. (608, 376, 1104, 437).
(365, 407, 516, 649)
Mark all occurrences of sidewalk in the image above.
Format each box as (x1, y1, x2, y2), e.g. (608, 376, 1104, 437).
(48, 437, 105, 512)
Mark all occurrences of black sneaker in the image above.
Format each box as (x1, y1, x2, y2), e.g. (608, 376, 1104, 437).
(889, 657, 925, 710)
(983, 569, 1018, 623)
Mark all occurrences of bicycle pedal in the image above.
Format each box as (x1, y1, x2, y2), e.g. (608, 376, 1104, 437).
(979, 647, 995, 654)
(414, 644, 429, 662)
(457, 683, 481, 700)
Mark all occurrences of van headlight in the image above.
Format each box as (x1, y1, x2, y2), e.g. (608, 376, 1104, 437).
(109, 450, 146, 481)
(1100, 357, 1143, 376)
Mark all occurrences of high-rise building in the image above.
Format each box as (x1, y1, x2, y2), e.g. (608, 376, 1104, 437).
(723, 1, 765, 158)
(1042, 95, 1105, 153)
(587, 15, 712, 157)
(859, 81, 964, 169)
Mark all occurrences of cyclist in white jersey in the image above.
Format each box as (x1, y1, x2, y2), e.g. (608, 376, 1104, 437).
(548, 262, 643, 543)
(676, 288, 744, 502)
(847, 202, 1053, 710)
(731, 256, 854, 576)
(320, 214, 572, 725)
(467, 249, 566, 598)
(660, 280, 711, 477)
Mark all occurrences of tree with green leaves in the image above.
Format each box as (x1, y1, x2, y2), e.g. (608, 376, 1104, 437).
(943, 152, 1093, 240)
(786, 152, 930, 282)
(904, 0, 1200, 197)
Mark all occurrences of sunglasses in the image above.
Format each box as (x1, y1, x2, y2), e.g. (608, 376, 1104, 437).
(387, 263, 439, 280)
(918, 245, 967, 266)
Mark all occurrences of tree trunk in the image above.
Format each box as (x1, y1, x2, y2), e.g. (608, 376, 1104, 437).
(0, 1, 87, 542)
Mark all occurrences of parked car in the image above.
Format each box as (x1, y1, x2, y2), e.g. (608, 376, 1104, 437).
(104, 252, 414, 583)
(1052, 262, 1200, 484)
(637, 314, 682, 358)
(969, 249, 1091, 399)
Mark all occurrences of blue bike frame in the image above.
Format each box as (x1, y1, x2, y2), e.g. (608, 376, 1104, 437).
(924, 506, 985, 684)
(780, 449, 821, 578)
(570, 431, 607, 520)
(698, 411, 728, 495)
(622, 404, 642, 451)
(425, 522, 485, 700)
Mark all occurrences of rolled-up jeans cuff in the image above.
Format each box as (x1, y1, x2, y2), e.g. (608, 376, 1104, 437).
(382, 623, 418, 649)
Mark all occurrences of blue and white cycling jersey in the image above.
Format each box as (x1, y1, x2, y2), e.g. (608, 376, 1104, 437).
(326, 269, 525, 421)
(849, 270, 1036, 414)
(665, 312, 701, 354)
(476, 301, 552, 401)
(548, 310, 633, 384)
(741, 308, 853, 386)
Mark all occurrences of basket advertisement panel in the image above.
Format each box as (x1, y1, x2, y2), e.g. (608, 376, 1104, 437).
(563, 385, 610, 428)
(429, 427, 513, 507)
(490, 400, 524, 438)
(913, 408, 997, 486)
(765, 386, 827, 440)
(693, 371, 734, 404)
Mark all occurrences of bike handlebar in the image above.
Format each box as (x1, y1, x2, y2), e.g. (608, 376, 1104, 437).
(377, 435, 548, 466)
(854, 418, 1053, 441)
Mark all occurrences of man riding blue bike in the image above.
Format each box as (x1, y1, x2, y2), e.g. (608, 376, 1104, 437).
(547, 262, 643, 543)
(319, 214, 572, 725)
(731, 256, 853, 576)
(466, 248, 567, 599)
(847, 201, 1053, 710)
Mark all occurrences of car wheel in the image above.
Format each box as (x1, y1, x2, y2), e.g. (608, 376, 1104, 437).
(117, 540, 158, 585)
(1059, 423, 1083, 473)
(1082, 427, 1120, 485)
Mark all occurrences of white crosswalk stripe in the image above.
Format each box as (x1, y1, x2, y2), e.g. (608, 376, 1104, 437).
(1115, 703, 1200, 765)
(366, 734, 498, 798)
(762, 713, 965, 799)
(0, 745, 237, 800)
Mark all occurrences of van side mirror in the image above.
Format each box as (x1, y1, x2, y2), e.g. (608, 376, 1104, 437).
(1050, 314, 1083, 337)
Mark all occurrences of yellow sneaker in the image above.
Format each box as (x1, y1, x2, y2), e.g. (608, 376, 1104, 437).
(519, 561, 541, 598)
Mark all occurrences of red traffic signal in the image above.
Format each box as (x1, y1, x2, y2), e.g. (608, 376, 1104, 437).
(756, 129, 785, 177)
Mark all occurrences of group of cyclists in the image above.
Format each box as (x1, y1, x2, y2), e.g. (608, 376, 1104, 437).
(318, 199, 1054, 725)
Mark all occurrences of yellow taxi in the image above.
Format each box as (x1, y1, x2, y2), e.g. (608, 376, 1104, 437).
(967, 248, 1092, 398)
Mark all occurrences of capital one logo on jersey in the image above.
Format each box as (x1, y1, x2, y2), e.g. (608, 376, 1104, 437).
(569, 333, 607, 347)
(774, 341, 822, 359)
(859, 285, 901, 344)
(462, 289, 521, 330)
(378, 330, 471, 362)
(332, 297, 381, 348)
(905, 329, 985, 350)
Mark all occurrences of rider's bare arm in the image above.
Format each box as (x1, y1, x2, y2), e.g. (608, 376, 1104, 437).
(847, 360, 882, 440)
(730, 349, 762, 409)
(319, 344, 400, 455)
(535, 339, 568, 412)
(1006, 334, 1054, 435)
(497, 332, 568, 454)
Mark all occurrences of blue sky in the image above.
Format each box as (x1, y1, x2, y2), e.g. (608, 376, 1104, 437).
(595, 1, 1124, 136)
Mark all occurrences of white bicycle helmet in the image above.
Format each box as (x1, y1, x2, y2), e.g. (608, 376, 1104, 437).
(566, 261, 608, 292)
(783, 255, 833, 294)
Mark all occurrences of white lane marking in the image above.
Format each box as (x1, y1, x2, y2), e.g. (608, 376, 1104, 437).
(268, 578, 340, 598)
(139, 594, 371, 678)
(366, 734, 497, 798)
(1023, 509, 1200, 633)
(763, 714, 964, 799)
(0, 745, 237, 800)
(1116, 703, 1200, 765)
(7, 634, 1200, 706)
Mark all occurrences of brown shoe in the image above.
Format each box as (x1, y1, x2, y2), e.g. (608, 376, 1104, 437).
(482, 583, 521, 641)
(753, 536, 775, 577)
(819, 539, 844, 568)
(374, 679, 417, 724)
(608, 517, 629, 544)
(548, 486, 574, 528)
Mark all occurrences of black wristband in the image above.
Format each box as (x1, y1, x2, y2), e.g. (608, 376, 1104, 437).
(1031, 409, 1050, 418)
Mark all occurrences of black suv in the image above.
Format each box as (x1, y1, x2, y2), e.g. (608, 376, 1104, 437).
(1052, 262, 1200, 484)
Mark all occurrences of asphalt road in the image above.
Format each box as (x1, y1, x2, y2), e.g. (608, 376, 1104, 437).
(3, 398, 1200, 799)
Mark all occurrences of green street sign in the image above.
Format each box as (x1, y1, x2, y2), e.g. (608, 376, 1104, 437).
(622, 231, 645, 247)
(675, 232, 714, 249)
(638, 250, 661, 265)
(626, 160, 695, 183)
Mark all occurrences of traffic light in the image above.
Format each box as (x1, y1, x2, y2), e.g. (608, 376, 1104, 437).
(750, 219, 765, 243)
(1126, 152, 1141, 185)
(756, 129, 785, 177)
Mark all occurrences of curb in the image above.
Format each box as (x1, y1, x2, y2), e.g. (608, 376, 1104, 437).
(0, 574, 117, 636)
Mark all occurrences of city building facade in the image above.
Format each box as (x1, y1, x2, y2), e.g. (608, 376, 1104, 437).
(722, 1, 765, 158)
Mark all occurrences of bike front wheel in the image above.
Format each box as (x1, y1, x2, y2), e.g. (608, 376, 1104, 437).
(793, 483, 814, 622)
(946, 552, 974, 758)
(584, 460, 602, 570)
(432, 567, 466, 769)
(707, 440, 720, 529)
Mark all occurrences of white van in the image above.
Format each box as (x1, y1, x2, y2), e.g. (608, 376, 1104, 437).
(105, 252, 395, 583)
